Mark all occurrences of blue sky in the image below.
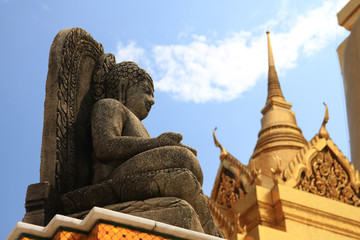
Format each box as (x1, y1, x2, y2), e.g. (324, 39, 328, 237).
(0, 0, 350, 238)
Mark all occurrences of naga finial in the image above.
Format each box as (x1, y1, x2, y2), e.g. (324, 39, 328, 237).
(213, 127, 228, 161)
(319, 103, 330, 139)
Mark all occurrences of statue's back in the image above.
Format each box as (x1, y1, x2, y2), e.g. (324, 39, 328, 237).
(40, 28, 105, 194)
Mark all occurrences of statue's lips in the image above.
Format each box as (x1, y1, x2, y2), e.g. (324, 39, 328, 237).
(145, 102, 152, 112)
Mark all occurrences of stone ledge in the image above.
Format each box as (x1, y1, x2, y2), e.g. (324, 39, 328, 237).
(8, 206, 224, 240)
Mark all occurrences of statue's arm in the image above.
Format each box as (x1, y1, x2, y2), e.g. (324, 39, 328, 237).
(91, 99, 186, 162)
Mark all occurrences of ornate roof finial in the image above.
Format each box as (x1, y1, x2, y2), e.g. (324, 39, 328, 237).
(319, 103, 330, 139)
(213, 128, 228, 161)
(266, 31, 285, 103)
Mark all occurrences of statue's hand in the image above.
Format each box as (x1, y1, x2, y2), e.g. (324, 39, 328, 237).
(156, 132, 197, 156)
(156, 132, 183, 146)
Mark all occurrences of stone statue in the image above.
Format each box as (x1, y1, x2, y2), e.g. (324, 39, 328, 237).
(91, 61, 200, 184)
(23, 28, 222, 237)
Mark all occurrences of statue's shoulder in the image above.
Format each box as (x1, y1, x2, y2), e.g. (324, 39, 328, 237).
(92, 98, 129, 117)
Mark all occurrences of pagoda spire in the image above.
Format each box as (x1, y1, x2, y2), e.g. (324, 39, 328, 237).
(250, 31, 307, 188)
(266, 31, 285, 103)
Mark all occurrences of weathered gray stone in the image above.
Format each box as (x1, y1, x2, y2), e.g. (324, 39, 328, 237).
(61, 168, 222, 236)
(23, 28, 222, 238)
(23, 182, 60, 226)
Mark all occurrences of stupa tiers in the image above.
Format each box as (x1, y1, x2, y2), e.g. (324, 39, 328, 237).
(251, 31, 307, 188)
(208, 32, 360, 240)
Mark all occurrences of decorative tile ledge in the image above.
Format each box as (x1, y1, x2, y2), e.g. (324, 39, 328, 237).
(8, 207, 224, 240)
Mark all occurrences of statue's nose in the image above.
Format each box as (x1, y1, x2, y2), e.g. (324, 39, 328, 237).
(149, 98, 155, 106)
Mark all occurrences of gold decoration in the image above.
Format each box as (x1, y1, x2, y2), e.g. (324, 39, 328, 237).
(215, 172, 244, 208)
(283, 133, 360, 208)
(296, 147, 360, 206)
(211, 128, 255, 207)
(207, 197, 235, 239)
(234, 213, 246, 238)
(271, 155, 283, 184)
(213, 128, 228, 161)
(250, 160, 262, 186)
(213, 128, 252, 180)
(318, 103, 330, 139)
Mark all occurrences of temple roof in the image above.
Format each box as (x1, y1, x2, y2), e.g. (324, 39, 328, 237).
(209, 31, 360, 239)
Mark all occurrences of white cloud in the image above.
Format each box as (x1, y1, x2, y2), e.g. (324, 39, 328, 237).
(116, 41, 145, 63)
(117, 0, 347, 103)
(153, 32, 267, 102)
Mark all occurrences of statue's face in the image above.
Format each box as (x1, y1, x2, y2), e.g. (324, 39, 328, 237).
(125, 80, 155, 120)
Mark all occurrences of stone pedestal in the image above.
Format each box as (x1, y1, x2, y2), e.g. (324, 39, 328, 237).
(22, 182, 60, 226)
(9, 207, 224, 240)
(70, 197, 204, 233)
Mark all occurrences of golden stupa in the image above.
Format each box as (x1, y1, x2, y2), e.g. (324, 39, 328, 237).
(208, 30, 360, 240)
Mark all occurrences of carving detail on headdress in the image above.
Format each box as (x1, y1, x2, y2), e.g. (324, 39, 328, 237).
(92, 53, 116, 102)
(104, 61, 153, 103)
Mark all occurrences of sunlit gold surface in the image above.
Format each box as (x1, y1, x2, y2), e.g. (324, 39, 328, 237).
(338, 0, 360, 172)
(250, 31, 307, 188)
(318, 103, 330, 139)
(210, 25, 360, 239)
(337, 0, 360, 31)
(235, 184, 360, 240)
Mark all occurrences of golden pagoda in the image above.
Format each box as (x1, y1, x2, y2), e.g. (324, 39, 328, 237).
(209, 31, 360, 240)
(251, 31, 307, 189)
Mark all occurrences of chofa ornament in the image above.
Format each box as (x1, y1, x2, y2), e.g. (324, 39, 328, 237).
(283, 105, 360, 207)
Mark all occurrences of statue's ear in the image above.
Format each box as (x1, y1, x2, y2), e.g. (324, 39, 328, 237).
(120, 79, 127, 104)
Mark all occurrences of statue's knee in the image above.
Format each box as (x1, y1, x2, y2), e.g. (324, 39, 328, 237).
(153, 168, 202, 202)
(167, 146, 203, 185)
(116, 168, 201, 203)
(109, 146, 203, 186)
